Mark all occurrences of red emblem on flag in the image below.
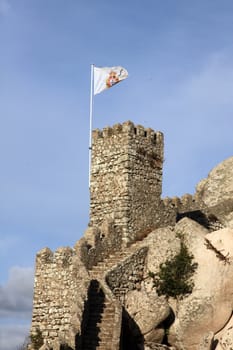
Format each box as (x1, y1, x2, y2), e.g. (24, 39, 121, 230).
(106, 71, 120, 88)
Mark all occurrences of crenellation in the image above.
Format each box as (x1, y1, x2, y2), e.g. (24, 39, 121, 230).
(181, 193, 193, 204)
(112, 123, 123, 133)
(92, 121, 164, 148)
(53, 247, 74, 268)
(122, 120, 135, 132)
(36, 247, 53, 264)
(103, 126, 113, 137)
(171, 196, 181, 207)
(92, 128, 103, 139)
(135, 124, 145, 136)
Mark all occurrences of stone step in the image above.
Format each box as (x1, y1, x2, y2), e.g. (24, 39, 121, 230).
(91, 242, 145, 274)
(101, 315, 115, 321)
(82, 296, 115, 341)
(99, 335, 114, 341)
(91, 262, 118, 271)
(99, 334, 113, 339)
(98, 341, 112, 346)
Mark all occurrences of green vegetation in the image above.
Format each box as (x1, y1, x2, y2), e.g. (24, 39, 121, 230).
(17, 337, 29, 350)
(151, 238, 198, 299)
(30, 328, 44, 350)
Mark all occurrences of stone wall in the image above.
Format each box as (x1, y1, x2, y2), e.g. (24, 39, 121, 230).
(90, 121, 164, 245)
(80, 220, 123, 270)
(160, 194, 203, 228)
(160, 193, 224, 231)
(106, 247, 148, 302)
(30, 245, 90, 349)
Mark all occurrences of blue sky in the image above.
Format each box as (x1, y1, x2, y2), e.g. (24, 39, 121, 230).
(1, 0, 233, 348)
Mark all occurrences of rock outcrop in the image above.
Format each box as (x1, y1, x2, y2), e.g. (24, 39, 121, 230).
(126, 154, 233, 349)
(197, 156, 233, 227)
(168, 219, 233, 350)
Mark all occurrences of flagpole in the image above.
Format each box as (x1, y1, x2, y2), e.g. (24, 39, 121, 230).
(89, 64, 94, 188)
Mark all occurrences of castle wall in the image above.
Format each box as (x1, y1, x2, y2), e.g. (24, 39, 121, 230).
(160, 193, 221, 231)
(80, 222, 123, 269)
(30, 245, 90, 349)
(90, 121, 164, 245)
(106, 246, 148, 302)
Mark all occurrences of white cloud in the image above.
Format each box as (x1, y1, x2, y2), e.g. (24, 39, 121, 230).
(0, 267, 33, 350)
(0, 324, 30, 350)
(0, 0, 10, 15)
(0, 266, 34, 318)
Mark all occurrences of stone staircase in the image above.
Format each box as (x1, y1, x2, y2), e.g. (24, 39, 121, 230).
(89, 240, 143, 280)
(81, 280, 116, 350)
(83, 237, 150, 349)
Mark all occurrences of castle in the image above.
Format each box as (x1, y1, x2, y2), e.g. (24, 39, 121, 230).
(29, 121, 227, 350)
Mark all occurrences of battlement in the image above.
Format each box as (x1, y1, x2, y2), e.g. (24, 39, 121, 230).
(92, 120, 163, 147)
(162, 193, 197, 211)
(36, 246, 74, 266)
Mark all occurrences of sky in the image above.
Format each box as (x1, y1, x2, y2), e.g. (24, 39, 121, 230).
(1, 0, 233, 349)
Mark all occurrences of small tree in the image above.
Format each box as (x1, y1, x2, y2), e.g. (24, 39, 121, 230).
(152, 240, 198, 299)
(30, 328, 43, 350)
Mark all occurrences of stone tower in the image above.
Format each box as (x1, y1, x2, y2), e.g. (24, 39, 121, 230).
(90, 121, 164, 245)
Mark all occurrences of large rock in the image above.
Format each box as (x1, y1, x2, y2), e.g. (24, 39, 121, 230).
(215, 313, 233, 349)
(143, 227, 181, 277)
(196, 156, 233, 227)
(205, 227, 233, 262)
(168, 218, 233, 350)
(124, 289, 170, 343)
(122, 228, 181, 345)
(198, 331, 214, 350)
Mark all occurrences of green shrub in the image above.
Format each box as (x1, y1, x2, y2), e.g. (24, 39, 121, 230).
(30, 328, 43, 350)
(152, 240, 198, 299)
(17, 337, 29, 350)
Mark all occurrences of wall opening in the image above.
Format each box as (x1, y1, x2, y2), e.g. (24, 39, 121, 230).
(176, 210, 210, 229)
(153, 133, 157, 144)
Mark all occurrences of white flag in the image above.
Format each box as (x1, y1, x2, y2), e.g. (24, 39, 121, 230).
(94, 66, 128, 95)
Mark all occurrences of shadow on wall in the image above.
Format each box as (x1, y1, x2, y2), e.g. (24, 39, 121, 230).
(212, 340, 219, 349)
(176, 210, 224, 233)
(161, 307, 175, 346)
(120, 307, 144, 350)
(176, 210, 221, 229)
(176, 210, 210, 228)
(60, 345, 73, 350)
(75, 279, 105, 350)
(120, 306, 176, 350)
